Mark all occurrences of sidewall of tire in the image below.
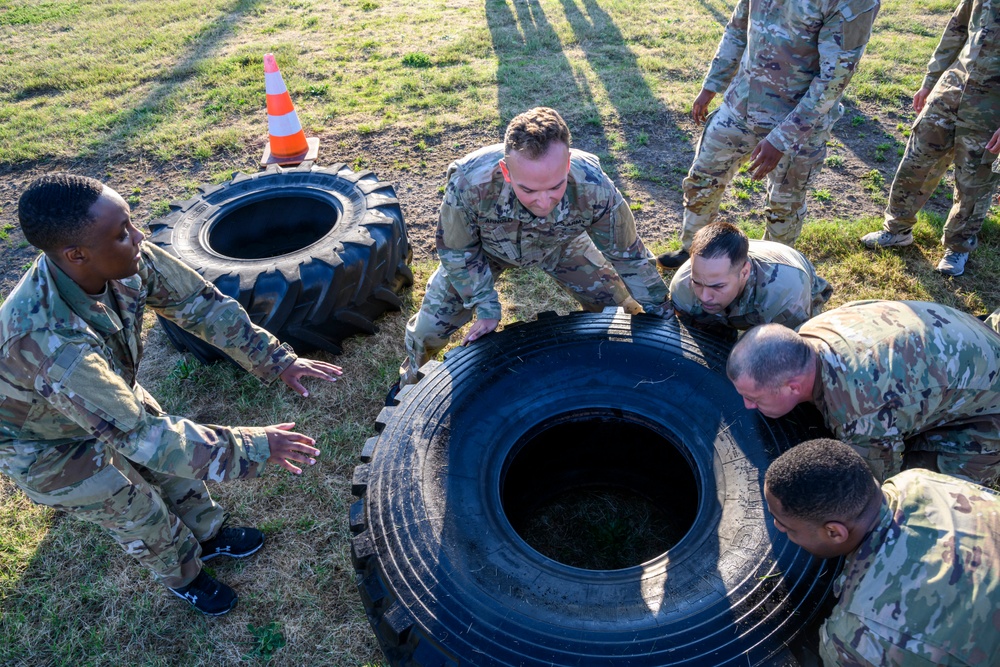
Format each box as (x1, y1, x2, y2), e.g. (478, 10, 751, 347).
(352, 312, 836, 666)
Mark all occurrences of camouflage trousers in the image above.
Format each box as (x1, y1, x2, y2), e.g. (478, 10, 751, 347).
(680, 102, 828, 250)
(884, 85, 1000, 253)
(401, 232, 642, 384)
(854, 414, 1000, 486)
(5, 412, 224, 589)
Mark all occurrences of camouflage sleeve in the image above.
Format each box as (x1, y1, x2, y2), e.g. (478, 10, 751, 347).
(820, 615, 942, 667)
(435, 168, 502, 321)
(140, 243, 295, 384)
(922, 0, 971, 91)
(28, 341, 270, 482)
(702, 0, 749, 93)
(587, 195, 670, 316)
(767, 0, 879, 153)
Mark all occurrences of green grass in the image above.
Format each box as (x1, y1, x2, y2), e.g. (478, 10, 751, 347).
(3, 0, 1000, 664)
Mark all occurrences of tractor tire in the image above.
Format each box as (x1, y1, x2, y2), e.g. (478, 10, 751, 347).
(350, 310, 837, 667)
(148, 162, 412, 363)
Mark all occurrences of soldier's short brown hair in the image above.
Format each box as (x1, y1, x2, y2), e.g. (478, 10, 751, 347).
(18, 173, 105, 252)
(504, 107, 571, 160)
(726, 324, 814, 390)
(690, 222, 749, 268)
(765, 438, 879, 524)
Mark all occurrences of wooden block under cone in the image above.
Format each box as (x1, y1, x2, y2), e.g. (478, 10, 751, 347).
(260, 137, 320, 167)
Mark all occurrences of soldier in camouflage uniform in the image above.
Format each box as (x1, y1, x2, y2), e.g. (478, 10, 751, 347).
(669, 222, 831, 331)
(656, 0, 880, 268)
(399, 107, 670, 385)
(765, 438, 1000, 667)
(861, 0, 1000, 277)
(727, 300, 1000, 484)
(0, 174, 341, 615)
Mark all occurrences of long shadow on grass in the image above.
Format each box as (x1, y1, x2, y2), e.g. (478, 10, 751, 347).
(80, 0, 265, 162)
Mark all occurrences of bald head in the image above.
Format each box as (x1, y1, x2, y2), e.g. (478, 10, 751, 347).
(727, 324, 814, 390)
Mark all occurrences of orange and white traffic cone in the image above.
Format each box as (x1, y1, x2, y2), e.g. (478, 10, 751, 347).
(260, 53, 319, 167)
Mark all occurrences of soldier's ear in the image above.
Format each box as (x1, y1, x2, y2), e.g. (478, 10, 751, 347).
(823, 521, 850, 544)
(60, 245, 89, 266)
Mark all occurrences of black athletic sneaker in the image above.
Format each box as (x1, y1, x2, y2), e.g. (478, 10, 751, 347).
(200, 526, 265, 562)
(169, 570, 238, 616)
(656, 249, 690, 270)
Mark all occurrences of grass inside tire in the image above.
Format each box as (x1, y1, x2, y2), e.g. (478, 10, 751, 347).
(351, 310, 838, 667)
(148, 162, 412, 363)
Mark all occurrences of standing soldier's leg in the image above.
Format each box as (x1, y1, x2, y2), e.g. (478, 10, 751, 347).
(762, 135, 827, 245)
(15, 445, 203, 589)
(680, 104, 762, 251)
(940, 129, 1000, 256)
(547, 234, 643, 314)
(401, 265, 488, 384)
(878, 88, 960, 239)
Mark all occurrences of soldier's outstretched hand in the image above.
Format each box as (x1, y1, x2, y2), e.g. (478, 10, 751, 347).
(280, 358, 343, 398)
(462, 318, 499, 345)
(987, 127, 1000, 154)
(266, 422, 321, 475)
(912, 87, 931, 114)
(691, 89, 716, 125)
(748, 140, 783, 180)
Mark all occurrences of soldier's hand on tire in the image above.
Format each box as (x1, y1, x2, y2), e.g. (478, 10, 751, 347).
(462, 318, 499, 345)
(748, 140, 783, 180)
(265, 422, 321, 475)
(912, 87, 931, 114)
(280, 358, 344, 397)
(691, 89, 716, 125)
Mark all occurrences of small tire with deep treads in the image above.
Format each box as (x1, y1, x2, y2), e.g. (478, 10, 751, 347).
(350, 310, 837, 667)
(148, 162, 412, 363)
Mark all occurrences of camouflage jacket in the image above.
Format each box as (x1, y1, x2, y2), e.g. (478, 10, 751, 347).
(436, 144, 669, 320)
(799, 300, 1000, 479)
(921, 0, 1000, 132)
(704, 0, 879, 153)
(821, 470, 1000, 666)
(0, 242, 296, 492)
(669, 240, 831, 329)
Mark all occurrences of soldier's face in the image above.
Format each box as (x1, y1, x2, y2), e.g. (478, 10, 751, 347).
(82, 188, 146, 281)
(764, 487, 844, 559)
(690, 256, 750, 313)
(732, 375, 799, 419)
(500, 143, 571, 218)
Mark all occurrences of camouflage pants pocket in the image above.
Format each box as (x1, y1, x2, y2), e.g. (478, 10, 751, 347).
(763, 140, 828, 245)
(942, 133, 1000, 252)
(24, 454, 202, 587)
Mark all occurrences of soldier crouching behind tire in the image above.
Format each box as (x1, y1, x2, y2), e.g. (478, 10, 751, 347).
(397, 107, 671, 389)
(0, 173, 343, 616)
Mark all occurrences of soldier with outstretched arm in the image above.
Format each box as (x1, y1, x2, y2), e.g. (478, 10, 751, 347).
(0, 174, 342, 615)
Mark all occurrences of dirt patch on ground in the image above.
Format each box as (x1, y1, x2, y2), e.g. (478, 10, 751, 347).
(0, 100, 956, 297)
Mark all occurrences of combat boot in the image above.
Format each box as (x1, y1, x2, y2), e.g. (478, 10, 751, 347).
(656, 249, 690, 269)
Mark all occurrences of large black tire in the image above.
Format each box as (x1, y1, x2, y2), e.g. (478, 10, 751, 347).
(351, 310, 837, 666)
(148, 162, 412, 363)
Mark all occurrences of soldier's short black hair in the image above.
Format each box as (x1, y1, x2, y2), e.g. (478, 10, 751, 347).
(765, 438, 879, 524)
(690, 222, 749, 268)
(504, 107, 572, 160)
(18, 173, 105, 252)
(726, 324, 813, 390)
